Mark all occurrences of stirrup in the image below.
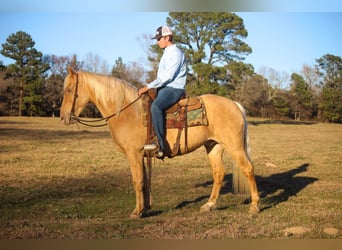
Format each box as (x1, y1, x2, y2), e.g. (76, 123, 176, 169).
(144, 144, 158, 151)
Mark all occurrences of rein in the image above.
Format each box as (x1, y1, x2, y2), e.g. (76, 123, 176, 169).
(69, 72, 142, 127)
(71, 96, 141, 127)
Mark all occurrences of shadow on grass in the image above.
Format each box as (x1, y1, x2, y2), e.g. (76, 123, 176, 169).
(0, 171, 135, 221)
(0, 127, 110, 142)
(0, 173, 120, 207)
(0, 120, 34, 125)
(256, 163, 318, 211)
(248, 119, 317, 126)
(175, 163, 318, 212)
(0, 163, 318, 219)
(174, 195, 209, 210)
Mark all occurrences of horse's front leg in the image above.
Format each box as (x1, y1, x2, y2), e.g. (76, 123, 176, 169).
(143, 157, 153, 211)
(127, 153, 151, 219)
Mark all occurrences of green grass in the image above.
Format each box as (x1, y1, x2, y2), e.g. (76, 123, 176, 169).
(0, 116, 341, 239)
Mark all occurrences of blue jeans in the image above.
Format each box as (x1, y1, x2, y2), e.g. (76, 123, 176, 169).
(151, 87, 185, 151)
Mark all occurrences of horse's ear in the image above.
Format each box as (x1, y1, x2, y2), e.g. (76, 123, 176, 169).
(67, 66, 74, 76)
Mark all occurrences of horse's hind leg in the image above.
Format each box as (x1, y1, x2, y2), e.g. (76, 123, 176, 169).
(230, 150, 260, 214)
(200, 143, 225, 212)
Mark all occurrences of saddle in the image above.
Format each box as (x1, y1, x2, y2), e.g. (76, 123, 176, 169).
(144, 89, 208, 158)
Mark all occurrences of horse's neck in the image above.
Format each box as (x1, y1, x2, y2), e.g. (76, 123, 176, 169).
(82, 73, 141, 119)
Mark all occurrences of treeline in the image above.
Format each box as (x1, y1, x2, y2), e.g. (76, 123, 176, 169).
(0, 31, 146, 118)
(1, 13, 342, 123)
(210, 58, 342, 123)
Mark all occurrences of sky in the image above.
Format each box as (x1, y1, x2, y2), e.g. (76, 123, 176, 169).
(238, 12, 342, 73)
(0, 12, 168, 68)
(1, 1, 342, 75)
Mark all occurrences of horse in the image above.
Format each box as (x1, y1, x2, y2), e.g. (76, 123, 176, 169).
(60, 67, 260, 218)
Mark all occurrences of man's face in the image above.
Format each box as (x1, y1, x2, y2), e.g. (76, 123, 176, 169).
(157, 36, 168, 49)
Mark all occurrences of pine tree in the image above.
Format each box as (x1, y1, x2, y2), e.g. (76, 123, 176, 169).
(1, 31, 49, 116)
(111, 57, 128, 79)
(290, 73, 313, 120)
(316, 54, 342, 123)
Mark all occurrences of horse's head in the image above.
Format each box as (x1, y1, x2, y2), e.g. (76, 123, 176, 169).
(60, 67, 90, 125)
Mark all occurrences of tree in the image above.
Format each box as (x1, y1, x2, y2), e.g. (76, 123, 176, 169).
(145, 40, 163, 84)
(271, 91, 290, 119)
(111, 57, 128, 79)
(300, 64, 320, 119)
(111, 57, 144, 88)
(43, 55, 70, 117)
(316, 54, 342, 123)
(43, 54, 102, 118)
(225, 61, 255, 101)
(239, 74, 268, 117)
(83, 52, 109, 74)
(166, 12, 251, 94)
(0, 64, 13, 115)
(301, 64, 320, 89)
(1, 31, 49, 116)
(68, 54, 83, 72)
(257, 67, 291, 118)
(290, 73, 313, 120)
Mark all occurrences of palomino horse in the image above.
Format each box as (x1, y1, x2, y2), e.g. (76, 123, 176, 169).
(60, 68, 260, 218)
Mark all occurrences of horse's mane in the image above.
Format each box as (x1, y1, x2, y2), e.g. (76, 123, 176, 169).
(78, 71, 139, 113)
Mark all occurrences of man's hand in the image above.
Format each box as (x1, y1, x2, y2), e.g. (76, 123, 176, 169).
(138, 86, 149, 96)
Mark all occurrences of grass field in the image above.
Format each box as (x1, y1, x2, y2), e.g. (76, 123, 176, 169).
(0, 116, 341, 239)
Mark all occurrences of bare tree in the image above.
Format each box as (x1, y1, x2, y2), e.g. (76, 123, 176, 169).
(83, 52, 110, 74)
(301, 64, 320, 94)
(259, 67, 290, 100)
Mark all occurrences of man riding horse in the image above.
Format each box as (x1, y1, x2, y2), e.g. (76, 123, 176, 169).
(138, 26, 187, 160)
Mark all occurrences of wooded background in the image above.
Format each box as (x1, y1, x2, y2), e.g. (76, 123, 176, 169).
(1, 13, 341, 123)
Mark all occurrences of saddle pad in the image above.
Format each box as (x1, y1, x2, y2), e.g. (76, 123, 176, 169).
(143, 97, 208, 128)
(166, 103, 208, 128)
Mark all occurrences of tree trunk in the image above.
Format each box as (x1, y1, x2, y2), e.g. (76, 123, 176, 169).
(18, 79, 23, 116)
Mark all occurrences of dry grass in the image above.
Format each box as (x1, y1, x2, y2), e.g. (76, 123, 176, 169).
(0, 116, 341, 239)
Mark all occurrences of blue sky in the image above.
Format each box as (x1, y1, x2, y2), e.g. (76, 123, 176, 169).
(1, 1, 342, 75)
(238, 12, 342, 72)
(0, 12, 168, 68)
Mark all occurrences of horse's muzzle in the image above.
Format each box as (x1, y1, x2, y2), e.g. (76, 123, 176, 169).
(60, 112, 74, 125)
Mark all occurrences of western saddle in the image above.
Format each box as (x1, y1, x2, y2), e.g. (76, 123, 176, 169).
(145, 89, 202, 158)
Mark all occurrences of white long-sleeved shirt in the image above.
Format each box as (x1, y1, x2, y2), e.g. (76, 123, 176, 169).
(147, 44, 187, 89)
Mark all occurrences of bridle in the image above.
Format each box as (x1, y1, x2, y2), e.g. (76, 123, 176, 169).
(69, 72, 142, 127)
(70, 73, 79, 120)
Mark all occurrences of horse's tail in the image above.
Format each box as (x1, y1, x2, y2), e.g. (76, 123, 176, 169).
(234, 101, 252, 161)
(231, 101, 252, 194)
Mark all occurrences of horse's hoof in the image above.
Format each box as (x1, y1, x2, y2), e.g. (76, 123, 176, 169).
(248, 205, 260, 215)
(200, 205, 210, 213)
(129, 214, 140, 219)
(129, 211, 142, 219)
(200, 203, 216, 213)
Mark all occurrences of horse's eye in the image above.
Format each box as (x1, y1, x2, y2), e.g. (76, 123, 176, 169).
(66, 87, 72, 94)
